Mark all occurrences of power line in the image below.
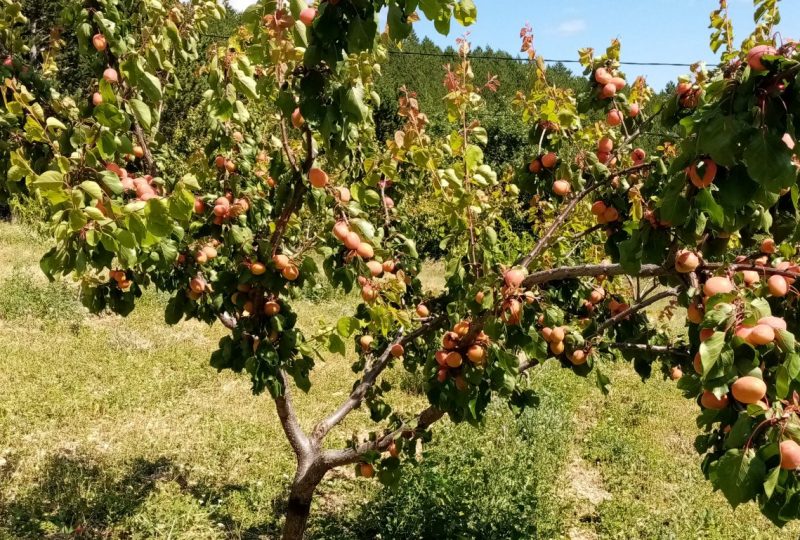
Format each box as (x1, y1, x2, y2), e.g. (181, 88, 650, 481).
(386, 49, 705, 67)
(198, 33, 707, 67)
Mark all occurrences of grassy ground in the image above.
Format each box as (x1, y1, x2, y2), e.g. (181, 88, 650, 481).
(0, 222, 797, 539)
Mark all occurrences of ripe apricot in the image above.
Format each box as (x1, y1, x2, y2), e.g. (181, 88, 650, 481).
(550, 340, 565, 355)
(551, 326, 565, 343)
(591, 200, 607, 216)
(361, 284, 378, 302)
(333, 221, 350, 242)
(382, 259, 396, 273)
(632, 148, 646, 162)
(758, 316, 787, 331)
(299, 7, 317, 26)
(741, 270, 760, 286)
(600, 82, 617, 99)
(602, 206, 619, 223)
(553, 180, 571, 196)
(768, 274, 789, 297)
(359, 463, 374, 478)
(445, 351, 463, 368)
(676, 81, 692, 96)
(264, 301, 281, 316)
(747, 44, 777, 72)
(688, 159, 717, 189)
(703, 276, 733, 297)
(344, 231, 361, 250)
(103, 67, 118, 84)
(359, 335, 373, 351)
(541, 152, 558, 169)
(467, 345, 486, 365)
(92, 92, 103, 106)
(336, 186, 351, 202)
(693, 352, 702, 374)
(611, 77, 626, 91)
(628, 103, 640, 117)
(416, 304, 429, 318)
(675, 250, 700, 273)
(528, 159, 542, 174)
(687, 301, 704, 324)
(570, 350, 586, 365)
(291, 107, 304, 129)
(190, 276, 206, 294)
(542, 327, 554, 342)
(475, 291, 485, 304)
(731, 376, 767, 404)
(436, 367, 448, 382)
(92, 33, 107, 52)
(391, 344, 404, 357)
(308, 167, 328, 188)
(282, 265, 299, 281)
(193, 198, 206, 214)
(435, 350, 448, 366)
(589, 288, 604, 304)
(761, 238, 776, 254)
(735, 325, 753, 341)
(606, 109, 623, 126)
(700, 328, 715, 342)
(504, 267, 526, 288)
(201, 245, 217, 259)
(594, 67, 613, 85)
(670, 366, 683, 380)
(598, 137, 613, 153)
(780, 440, 800, 470)
(225, 160, 237, 173)
(701, 391, 729, 410)
(747, 324, 775, 346)
(367, 260, 383, 277)
(356, 242, 374, 259)
(214, 155, 226, 169)
(273, 254, 290, 270)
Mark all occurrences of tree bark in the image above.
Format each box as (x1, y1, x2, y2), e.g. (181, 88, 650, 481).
(281, 456, 328, 540)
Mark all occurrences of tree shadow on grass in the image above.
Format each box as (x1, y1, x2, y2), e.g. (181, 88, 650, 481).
(0, 453, 175, 538)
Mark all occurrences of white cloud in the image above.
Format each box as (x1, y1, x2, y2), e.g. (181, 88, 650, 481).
(555, 18, 586, 37)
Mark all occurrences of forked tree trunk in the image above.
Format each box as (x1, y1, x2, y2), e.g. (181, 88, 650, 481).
(281, 457, 328, 540)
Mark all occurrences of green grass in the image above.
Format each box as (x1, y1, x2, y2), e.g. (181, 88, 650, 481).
(0, 222, 797, 539)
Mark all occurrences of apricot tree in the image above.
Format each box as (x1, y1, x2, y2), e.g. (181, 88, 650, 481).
(3, 0, 800, 537)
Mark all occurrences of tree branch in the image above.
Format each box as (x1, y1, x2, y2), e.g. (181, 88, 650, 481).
(275, 369, 312, 458)
(521, 263, 670, 288)
(591, 287, 680, 337)
(321, 405, 445, 468)
(311, 313, 449, 443)
(602, 342, 691, 357)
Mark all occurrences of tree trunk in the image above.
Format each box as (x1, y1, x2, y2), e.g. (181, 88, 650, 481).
(281, 458, 327, 540)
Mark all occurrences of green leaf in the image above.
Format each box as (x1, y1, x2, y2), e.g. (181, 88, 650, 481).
(341, 84, 369, 122)
(454, 0, 477, 25)
(618, 229, 642, 274)
(709, 449, 765, 507)
(694, 189, 724, 227)
(700, 331, 725, 374)
(743, 132, 797, 192)
(327, 334, 346, 356)
(336, 316, 361, 337)
(79, 180, 104, 200)
(99, 170, 123, 195)
(128, 99, 152, 130)
(31, 170, 64, 191)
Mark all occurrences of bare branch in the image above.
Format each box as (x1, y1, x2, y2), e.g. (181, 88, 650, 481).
(521, 263, 670, 288)
(591, 287, 680, 337)
(312, 313, 449, 443)
(275, 370, 312, 458)
(602, 342, 691, 357)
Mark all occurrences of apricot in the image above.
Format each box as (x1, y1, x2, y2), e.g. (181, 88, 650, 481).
(453, 321, 470, 337)
(467, 345, 486, 364)
(598, 137, 613, 153)
(606, 109, 623, 126)
(356, 242, 374, 259)
(632, 148, 646, 162)
(251, 262, 266, 275)
(475, 291, 485, 304)
(359, 335, 373, 351)
(703, 276, 733, 297)
(570, 350, 586, 366)
(687, 302, 704, 324)
(761, 238, 776, 254)
(416, 304, 430, 318)
(688, 159, 717, 189)
(602, 206, 619, 223)
(594, 67, 613, 85)
(741, 270, 760, 286)
(780, 440, 800, 470)
(746, 44, 777, 72)
(553, 180, 571, 196)
(387, 440, 399, 458)
(442, 331, 459, 350)
(291, 107, 304, 129)
(700, 328, 715, 342)
(670, 366, 683, 380)
(308, 167, 328, 188)
(675, 250, 700, 273)
(299, 7, 317, 26)
(103, 68, 119, 84)
(589, 288, 605, 304)
(434, 350, 448, 366)
(193, 198, 206, 214)
(550, 340, 565, 355)
(201, 245, 217, 260)
(190, 276, 206, 294)
(600, 82, 617, 99)
(758, 316, 787, 331)
(542, 327, 554, 342)
(541, 152, 558, 169)
(700, 391, 729, 410)
(445, 351, 463, 368)
(367, 260, 383, 277)
(747, 324, 775, 346)
(768, 274, 789, 297)
(214, 155, 226, 169)
(391, 344, 404, 357)
(133, 145, 144, 159)
(731, 376, 767, 404)
(344, 231, 361, 250)
(92, 92, 103, 106)
(333, 221, 350, 242)
(735, 325, 753, 341)
(361, 284, 378, 302)
(693, 352, 703, 374)
(359, 463, 374, 478)
(611, 77, 626, 91)
(551, 326, 565, 343)
(676, 81, 692, 96)
(92, 33, 107, 52)
(528, 159, 542, 174)
(504, 267, 526, 288)
(336, 186, 351, 202)
(628, 103, 640, 117)
(273, 254, 290, 270)
(436, 367, 448, 383)
(265, 301, 281, 316)
(282, 264, 299, 281)
(382, 259, 396, 273)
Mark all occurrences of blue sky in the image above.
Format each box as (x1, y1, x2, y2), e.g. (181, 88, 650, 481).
(229, 0, 800, 89)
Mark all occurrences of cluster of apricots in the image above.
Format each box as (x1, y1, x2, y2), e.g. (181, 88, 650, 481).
(195, 191, 250, 226)
(230, 281, 282, 323)
(108, 269, 132, 290)
(432, 319, 490, 388)
(104, 164, 159, 202)
(590, 199, 620, 225)
(499, 267, 535, 326)
(540, 324, 586, 366)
